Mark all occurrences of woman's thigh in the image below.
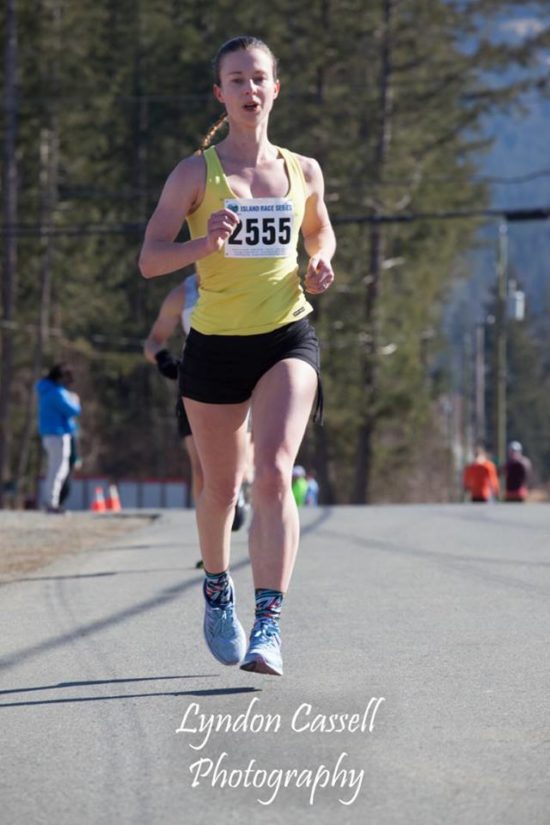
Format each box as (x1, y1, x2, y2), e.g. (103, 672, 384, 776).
(182, 398, 250, 489)
(251, 358, 317, 470)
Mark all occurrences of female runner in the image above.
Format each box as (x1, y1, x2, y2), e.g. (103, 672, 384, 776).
(139, 36, 335, 675)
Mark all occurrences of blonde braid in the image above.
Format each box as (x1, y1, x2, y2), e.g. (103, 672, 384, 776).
(197, 113, 228, 154)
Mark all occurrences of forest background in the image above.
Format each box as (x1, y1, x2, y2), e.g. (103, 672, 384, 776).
(1, 0, 549, 506)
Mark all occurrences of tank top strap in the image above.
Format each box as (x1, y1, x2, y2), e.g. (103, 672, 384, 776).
(204, 145, 225, 179)
(276, 147, 307, 202)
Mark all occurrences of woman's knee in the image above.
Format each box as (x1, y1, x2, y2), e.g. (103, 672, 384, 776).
(254, 456, 292, 502)
(202, 476, 240, 509)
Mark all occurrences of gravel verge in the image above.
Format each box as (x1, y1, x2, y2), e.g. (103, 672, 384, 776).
(0, 511, 155, 582)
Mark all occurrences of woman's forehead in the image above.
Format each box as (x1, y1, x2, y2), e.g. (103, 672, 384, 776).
(219, 47, 274, 76)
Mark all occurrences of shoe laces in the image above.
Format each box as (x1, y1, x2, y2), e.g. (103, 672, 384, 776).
(207, 602, 238, 640)
(250, 618, 280, 647)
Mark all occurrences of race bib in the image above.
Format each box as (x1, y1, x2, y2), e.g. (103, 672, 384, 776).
(224, 198, 294, 258)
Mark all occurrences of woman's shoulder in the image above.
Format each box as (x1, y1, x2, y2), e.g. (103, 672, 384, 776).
(286, 151, 322, 186)
(161, 153, 207, 212)
(169, 152, 206, 184)
(281, 151, 324, 199)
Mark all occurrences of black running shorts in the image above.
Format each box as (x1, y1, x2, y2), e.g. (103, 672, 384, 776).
(179, 318, 322, 419)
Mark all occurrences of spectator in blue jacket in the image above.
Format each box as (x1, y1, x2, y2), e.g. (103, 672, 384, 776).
(35, 363, 81, 512)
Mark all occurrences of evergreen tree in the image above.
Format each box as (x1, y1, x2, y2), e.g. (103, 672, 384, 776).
(2, 0, 548, 503)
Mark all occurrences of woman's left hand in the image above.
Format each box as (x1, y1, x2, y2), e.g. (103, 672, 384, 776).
(304, 256, 334, 295)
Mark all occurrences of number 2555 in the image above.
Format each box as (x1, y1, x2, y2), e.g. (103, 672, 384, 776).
(228, 216, 291, 246)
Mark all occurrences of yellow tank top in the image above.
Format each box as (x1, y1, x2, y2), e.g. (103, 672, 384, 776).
(186, 146, 313, 335)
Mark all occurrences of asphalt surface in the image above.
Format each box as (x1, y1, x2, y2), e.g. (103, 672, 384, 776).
(2, 504, 550, 825)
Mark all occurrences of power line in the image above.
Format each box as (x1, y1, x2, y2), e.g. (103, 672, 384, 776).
(11, 167, 549, 202)
(2, 206, 549, 238)
(0, 318, 145, 349)
(0, 223, 144, 237)
(481, 169, 550, 185)
(332, 206, 550, 225)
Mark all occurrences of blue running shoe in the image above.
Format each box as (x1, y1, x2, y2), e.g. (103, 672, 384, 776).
(240, 618, 283, 676)
(203, 581, 246, 666)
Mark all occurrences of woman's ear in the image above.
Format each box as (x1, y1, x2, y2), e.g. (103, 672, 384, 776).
(213, 84, 224, 104)
(273, 79, 280, 99)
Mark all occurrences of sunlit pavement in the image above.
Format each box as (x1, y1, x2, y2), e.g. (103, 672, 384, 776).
(2, 503, 550, 825)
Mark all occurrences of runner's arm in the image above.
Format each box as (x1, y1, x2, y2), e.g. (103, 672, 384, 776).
(299, 156, 336, 295)
(139, 156, 240, 279)
(144, 285, 185, 363)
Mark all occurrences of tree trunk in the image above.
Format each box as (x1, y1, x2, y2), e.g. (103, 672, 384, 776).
(13, 0, 62, 506)
(132, 22, 149, 328)
(14, 125, 59, 504)
(352, 0, 394, 504)
(311, 0, 337, 505)
(0, 0, 18, 507)
(353, 224, 385, 503)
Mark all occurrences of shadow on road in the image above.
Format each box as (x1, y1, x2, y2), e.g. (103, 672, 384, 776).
(0, 558, 251, 672)
(1, 508, 334, 674)
(0, 685, 261, 709)
(4, 566, 200, 584)
(0, 674, 219, 696)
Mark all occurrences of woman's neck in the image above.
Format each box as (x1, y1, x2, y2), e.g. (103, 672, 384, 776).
(217, 125, 276, 167)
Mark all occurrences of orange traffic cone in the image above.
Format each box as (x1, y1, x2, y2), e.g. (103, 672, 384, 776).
(106, 483, 122, 512)
(91, 486, 106, 512)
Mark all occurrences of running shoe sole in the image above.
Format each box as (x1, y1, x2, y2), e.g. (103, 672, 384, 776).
(240, 656, 283, 676)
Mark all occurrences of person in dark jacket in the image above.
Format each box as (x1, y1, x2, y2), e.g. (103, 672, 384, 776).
(35, 363, 81, 512)
(504, 441, 532, 502)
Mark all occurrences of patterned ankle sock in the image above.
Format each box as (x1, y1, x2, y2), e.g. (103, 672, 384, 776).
(204, 569, 232, 607)
(255, 588, 284, 622)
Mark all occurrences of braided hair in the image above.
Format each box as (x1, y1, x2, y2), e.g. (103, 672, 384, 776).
(198, 112, 228, 153)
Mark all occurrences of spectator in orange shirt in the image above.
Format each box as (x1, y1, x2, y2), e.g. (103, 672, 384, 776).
(463, 444, 500, 502)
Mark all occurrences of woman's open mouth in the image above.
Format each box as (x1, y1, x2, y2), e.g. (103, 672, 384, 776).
(243, 102, 260, 112)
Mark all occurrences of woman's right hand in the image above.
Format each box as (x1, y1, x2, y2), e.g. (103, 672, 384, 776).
(206, 208, 241, 253)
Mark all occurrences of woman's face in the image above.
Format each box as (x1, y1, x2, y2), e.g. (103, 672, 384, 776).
(214, 47, 279, 126)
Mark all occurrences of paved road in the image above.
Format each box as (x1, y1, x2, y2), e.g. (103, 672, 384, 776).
(2, 504, 550, 824)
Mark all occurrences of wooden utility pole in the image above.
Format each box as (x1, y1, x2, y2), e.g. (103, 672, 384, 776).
(352, 0, 394, 503)
(462, 332, 474, 461)
(0, 0, 18, 506)
(494, 221, 508, 473)
(474, 322, 486, 446)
